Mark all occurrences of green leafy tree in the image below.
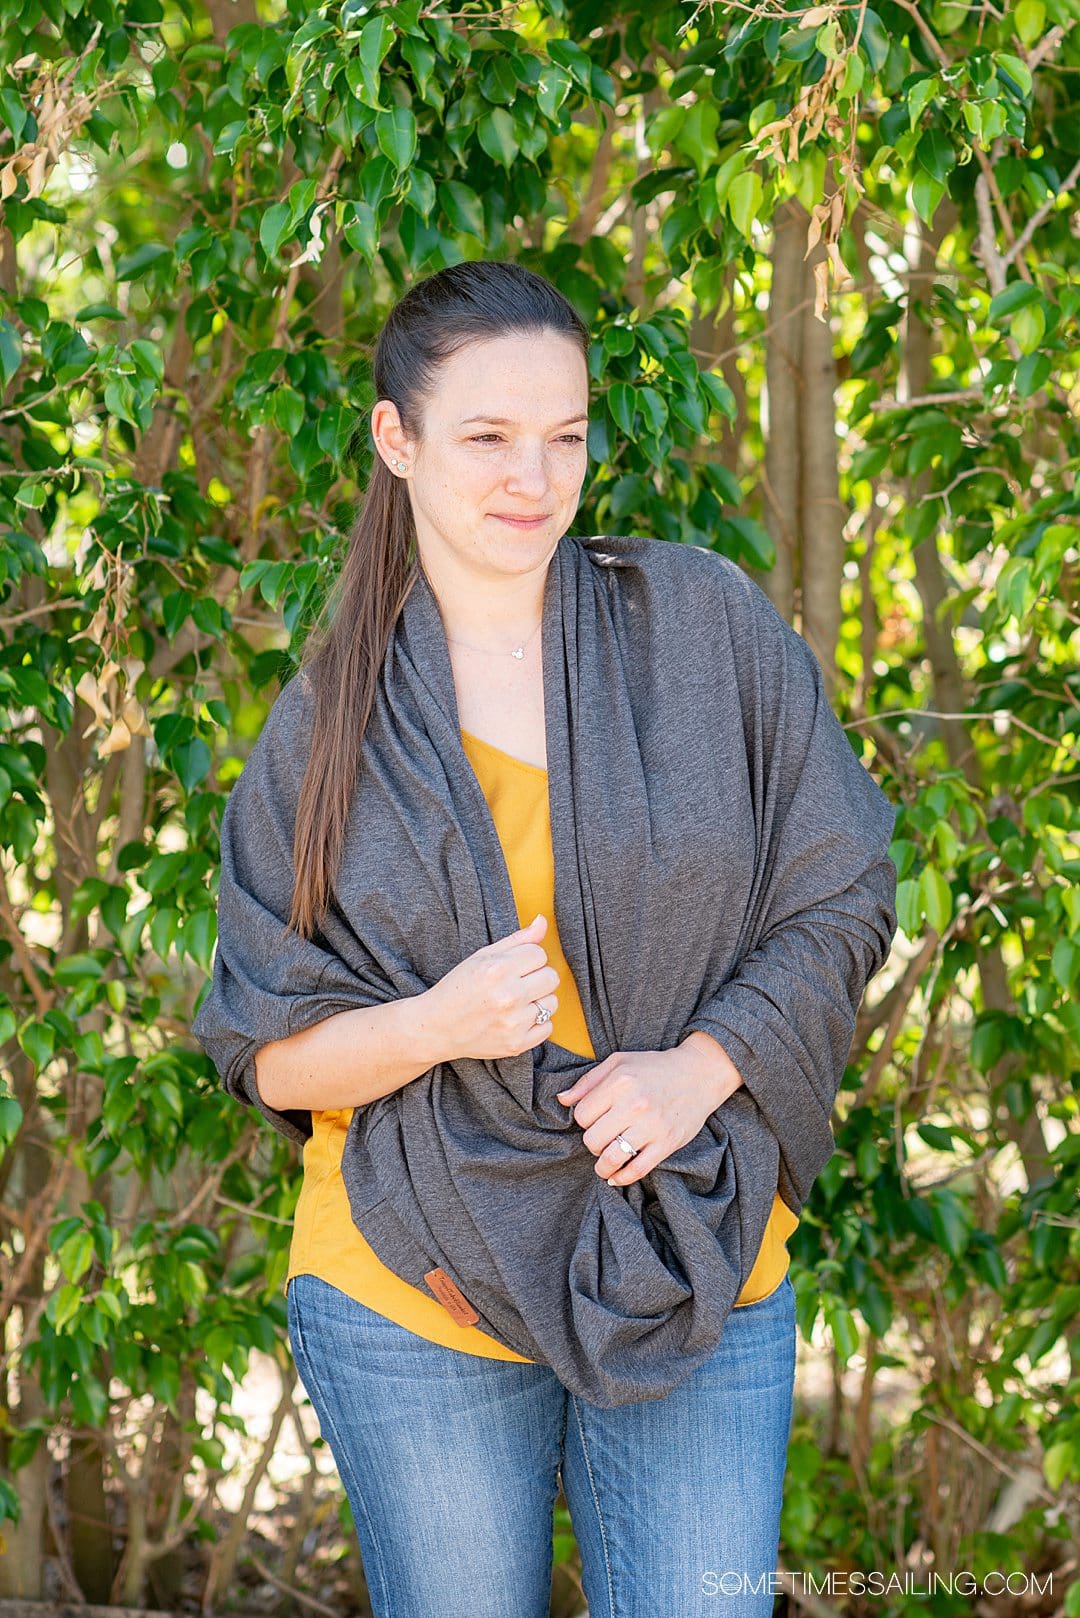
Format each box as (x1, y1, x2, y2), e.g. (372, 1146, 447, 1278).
(0, 0, 1076, 1608)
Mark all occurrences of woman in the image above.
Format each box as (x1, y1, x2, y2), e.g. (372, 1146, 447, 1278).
(193, 260, 898, 1617)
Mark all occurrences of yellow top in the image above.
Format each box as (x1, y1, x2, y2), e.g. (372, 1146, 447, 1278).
(285, 727, 799, 1360)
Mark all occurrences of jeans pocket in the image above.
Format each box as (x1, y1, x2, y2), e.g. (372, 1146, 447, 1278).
(286, 1273, 309, 1363)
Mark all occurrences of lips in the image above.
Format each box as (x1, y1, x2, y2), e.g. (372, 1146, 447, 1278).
(493, 513, 550, 525)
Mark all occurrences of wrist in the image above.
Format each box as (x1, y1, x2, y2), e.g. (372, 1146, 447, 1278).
(410, 984, 457, 1068)
(678, 1029, 745, 1109)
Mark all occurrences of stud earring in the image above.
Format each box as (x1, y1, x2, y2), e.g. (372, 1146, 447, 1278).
(394, 460, 407, 472)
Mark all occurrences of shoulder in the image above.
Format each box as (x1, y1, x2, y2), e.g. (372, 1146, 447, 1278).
(226, 665, 317, 816)
(572, 532, 823, 689)
(573, 531, 748, 591)
(572, 532, 780, 630)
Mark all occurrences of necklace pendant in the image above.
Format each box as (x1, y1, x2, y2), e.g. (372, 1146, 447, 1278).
(511, 646, 524, 659)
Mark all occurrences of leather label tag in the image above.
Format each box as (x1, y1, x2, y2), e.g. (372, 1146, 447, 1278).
(424, 1267, 480, 1327)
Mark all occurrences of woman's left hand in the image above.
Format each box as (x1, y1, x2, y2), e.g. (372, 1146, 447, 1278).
(555, 1034, 744, 1188)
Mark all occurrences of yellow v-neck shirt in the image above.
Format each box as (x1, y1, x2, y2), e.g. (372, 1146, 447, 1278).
(284, 728, 799, 1360)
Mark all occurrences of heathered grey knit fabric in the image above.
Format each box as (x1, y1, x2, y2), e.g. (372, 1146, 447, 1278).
(192, 532, 898, 1407)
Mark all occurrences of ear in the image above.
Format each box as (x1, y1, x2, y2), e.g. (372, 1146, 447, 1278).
(371, 399, 415, 472)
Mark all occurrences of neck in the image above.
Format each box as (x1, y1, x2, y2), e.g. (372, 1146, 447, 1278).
(419, 537, 551, 648)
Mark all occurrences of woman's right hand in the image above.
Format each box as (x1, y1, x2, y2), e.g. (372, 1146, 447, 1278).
(424, 913, 560, 1062)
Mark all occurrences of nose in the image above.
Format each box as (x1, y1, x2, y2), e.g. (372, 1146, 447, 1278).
(503, 442, 552, 499)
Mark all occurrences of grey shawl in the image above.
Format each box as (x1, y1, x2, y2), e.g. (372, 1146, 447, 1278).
(193, 532, 898, 1408)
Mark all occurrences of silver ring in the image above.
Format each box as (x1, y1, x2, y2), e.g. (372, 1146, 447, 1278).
(533, 1002, 551, 1025)
(613, 1133, 639, 1159)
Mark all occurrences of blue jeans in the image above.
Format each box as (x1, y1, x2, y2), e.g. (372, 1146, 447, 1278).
(286, 1271, 796, 1618)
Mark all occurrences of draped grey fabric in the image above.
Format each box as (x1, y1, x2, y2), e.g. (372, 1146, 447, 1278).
(192, 532, 898, 1407)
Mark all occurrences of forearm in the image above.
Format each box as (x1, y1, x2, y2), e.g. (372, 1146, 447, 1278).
(678, 1030, 745, 1108)
(254, 990, 446, 1112)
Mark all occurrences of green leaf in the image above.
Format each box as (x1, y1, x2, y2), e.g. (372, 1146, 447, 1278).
(713, 150, 745, 209)
(0, 1094, 23, 1145)
(272, 385, 305, 438)
(259, 201, 291, 260)
(917, 1123, 957, 1152)
(547, 37, 593, 91)
(149, 906, 180, 961)
(971, 1236, 1008, 1293)
(0, 320, 22, 387)
(988, 280, 1041, 321)
(1010, 301, 1045, 354)
(703, 462, 742, 505)
(58, 1230, 95, 1283)
(172, 738, 211, 793)
(477, 107, 519, 168)
(589, 64, 616, 109)
(115, 242, 172, 282)
(676, 99, 720, 179)
(537, 64, 571, 121)
(95, 1288, 124, 1324)
(911, 170, 945, 226)
(181, 42, 225, 64)
(357, 15, 393, 104)
(212, 119, 247, 158)
(19, 1017, 55, 1072)
(823, 1297, 860, 1365)
(727, 170, 762, 239)
(1043, 1440, 1076, 1492)
(906, 74, 940, 131)
(895, 876, 920, 937)
(375, 106, 417, 172)
(70, 1375, 110, 1428)
(647, 105, 685, 160)
(638, 386, 668, 435)
(162, 589, 194, 641)
(1052, 938, 1080, 994)
(928, 1188, 971, 1259)
(601, 323, 635, 358)
(401, 35, 436, 100)
(670, 389, 705, 435)
(995, 51, 1032, 99)
(1015, 350, 1050, 398)
(53, 951, 107, 986)
(836, 49, 864, 103)
(916, 126, 954, 183)
(920, 865, 952, 933)
(608, 381, 636, 436)
(0, 88, 27, 142)
(859, 1279, 892, 1338)
(104, 376, 139, 429)
(182, 908, 216, 973)
(129, 338, 164, 385)
(961, 99, 985, 142)
(286, 177, 317, 228)
(725, 514, 774, 569)
(1024, 1316, 1062, 1366)
(405, 166, 436, 220)
(1014, 0, 1045, 45)
(343, 200, 378, 263)
(700, 372, 736, 420)
(48, 1283, 83, 1332)
(73, 302, 124, 322)
(439, 180, 484, 239)
(856, 1137, 879, 1185)
(482, 55, 519, 106)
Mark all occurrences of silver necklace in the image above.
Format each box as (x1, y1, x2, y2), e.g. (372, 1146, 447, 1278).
(446, 618, 542, 661)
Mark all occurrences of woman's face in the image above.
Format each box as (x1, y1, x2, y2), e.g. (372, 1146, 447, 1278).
(372, 328, 590, 581)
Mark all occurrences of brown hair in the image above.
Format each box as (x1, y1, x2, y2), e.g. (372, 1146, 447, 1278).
(286, 260, 590, 939)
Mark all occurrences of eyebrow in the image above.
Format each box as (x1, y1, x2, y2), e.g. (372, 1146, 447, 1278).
(458, 414, 589, 429)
